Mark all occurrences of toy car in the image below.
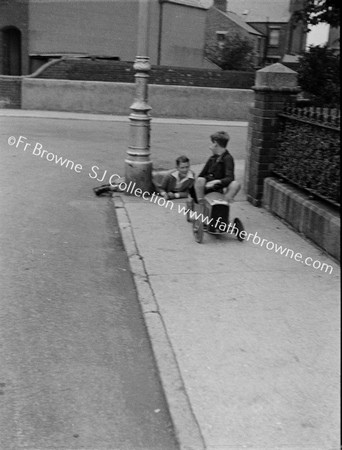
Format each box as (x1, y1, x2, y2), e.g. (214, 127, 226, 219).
(186, 191, 245, 244)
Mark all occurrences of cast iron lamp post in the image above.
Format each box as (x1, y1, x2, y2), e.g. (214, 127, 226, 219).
(125, 0, 153, 193)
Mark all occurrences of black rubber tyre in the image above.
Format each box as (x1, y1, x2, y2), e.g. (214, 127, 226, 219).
(233, 217, 245, 242)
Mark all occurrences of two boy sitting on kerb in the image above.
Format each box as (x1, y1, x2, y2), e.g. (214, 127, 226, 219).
(156, 131, 240, 204)
(94, 130, 240, 204)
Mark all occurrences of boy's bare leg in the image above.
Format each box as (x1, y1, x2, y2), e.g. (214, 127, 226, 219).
(224, 181, 241, 203)
(194, 177, 206, 203)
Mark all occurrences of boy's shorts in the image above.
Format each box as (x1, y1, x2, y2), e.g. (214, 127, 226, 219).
(189, 183, 224, 203)
(205, 185, 224, 195)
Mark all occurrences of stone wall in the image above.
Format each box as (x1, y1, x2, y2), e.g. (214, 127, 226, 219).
(21, 78, 253, 120)
(0, 76, 21, 108)
(263, 178, 340, 261)
(246, 64, 340, 260)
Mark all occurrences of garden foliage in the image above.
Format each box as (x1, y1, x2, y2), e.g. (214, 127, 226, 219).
(297, 46, 340, 107)
(205, 33, 254, 71)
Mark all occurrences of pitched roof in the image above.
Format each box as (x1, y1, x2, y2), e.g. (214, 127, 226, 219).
(163, 0, 213, 9)
(227, 0, 291, 23)
(218, 9, 263, 35)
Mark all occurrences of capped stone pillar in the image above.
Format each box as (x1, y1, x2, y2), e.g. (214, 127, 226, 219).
(245, 63, 300, 206)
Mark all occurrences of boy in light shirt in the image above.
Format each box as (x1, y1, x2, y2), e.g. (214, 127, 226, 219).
(158, 156, 195, 200)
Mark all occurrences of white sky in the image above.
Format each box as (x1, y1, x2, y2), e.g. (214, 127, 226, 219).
(306, 23, 330, 47)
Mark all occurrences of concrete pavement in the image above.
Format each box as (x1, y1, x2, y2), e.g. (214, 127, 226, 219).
(115, 181, 340, 450)
(1, 110, 340, 450)
(110, 140, 339, 447)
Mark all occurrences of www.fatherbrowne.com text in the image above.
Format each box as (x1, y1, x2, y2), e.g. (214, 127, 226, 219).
(8, 135, 334, 275)
(176, 204, 333, 274)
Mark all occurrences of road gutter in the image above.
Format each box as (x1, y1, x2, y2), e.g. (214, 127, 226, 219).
(113, 193, 206, 450)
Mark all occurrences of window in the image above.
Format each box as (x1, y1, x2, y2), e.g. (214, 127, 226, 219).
(269, 27, 280, 47)
(216, 31, 228, 48)
(257, 36, 262, 53)
(216, 31, 227, 41)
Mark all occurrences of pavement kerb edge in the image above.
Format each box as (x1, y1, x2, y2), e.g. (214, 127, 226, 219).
(0, 109, 248, 127)
(112, 193, 206, 450)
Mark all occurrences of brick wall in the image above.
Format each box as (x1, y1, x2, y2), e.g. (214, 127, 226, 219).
(205, 7, 255, 54)
(0, 76, 21, 108)
(33, 58, 255, 89)
(247, 88, 300, 203)
(246, 64, 299, 206)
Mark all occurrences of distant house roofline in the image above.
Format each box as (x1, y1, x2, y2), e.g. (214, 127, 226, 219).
(218, 10, 264, 36)
(215, 8, 264, 36)
(227, 0, 292, 23)
(161, 0, 212, 10)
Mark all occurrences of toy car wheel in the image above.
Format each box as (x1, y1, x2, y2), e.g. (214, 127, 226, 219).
(233, 217, 245, 242)
(186, 199, 194, 223)
(193, 219, 203, 243)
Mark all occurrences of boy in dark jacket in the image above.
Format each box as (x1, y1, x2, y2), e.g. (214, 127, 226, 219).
(158, 156, 195, 200)
(193, 131, 240, 204)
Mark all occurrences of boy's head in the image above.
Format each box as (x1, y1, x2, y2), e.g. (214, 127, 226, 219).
(210, 131, 230, 155)
(176, 155, 190, 176)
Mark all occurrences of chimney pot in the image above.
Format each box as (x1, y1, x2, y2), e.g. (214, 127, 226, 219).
(213, 0, 227, 12)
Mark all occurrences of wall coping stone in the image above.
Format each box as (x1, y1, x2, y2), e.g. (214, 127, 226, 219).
(22, 77, 253, 93)
(257, 63, 297, 74)
(255, 62, 298, 89)
(27, 57, 67, 78)
(252, 86, 300, 93)
(263, 177, 340, 261)
(0, 76, 23, 81)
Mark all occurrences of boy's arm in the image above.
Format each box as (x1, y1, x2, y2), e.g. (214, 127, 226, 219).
(167, 177, 194, 199)
(198, 160, 210, 178)
(158, 173, 172, 197)
(217, 154, 234, 188)
(167, 191, 189, 199)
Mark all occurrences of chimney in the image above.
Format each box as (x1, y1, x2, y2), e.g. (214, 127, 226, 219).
(214, 0, 227, 12)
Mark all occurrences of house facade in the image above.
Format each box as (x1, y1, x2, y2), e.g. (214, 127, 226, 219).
(228, 0, 307, 64)
(205, 0, 264, 67)
(0, 0, 213, 75)
(206, 0, 307, 67)
(0, 0, 30, 75)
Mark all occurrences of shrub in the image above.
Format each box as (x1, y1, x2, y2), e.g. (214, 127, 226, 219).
(206, 32, 254, 71)
(297, 45, 340, 107)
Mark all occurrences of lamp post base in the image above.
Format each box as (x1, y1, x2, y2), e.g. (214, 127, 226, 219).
(124, 159, 153, 195)
(125, 52, 153, 195)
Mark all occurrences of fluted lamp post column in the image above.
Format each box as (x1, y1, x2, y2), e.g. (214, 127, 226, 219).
(125, 0, 153, 194)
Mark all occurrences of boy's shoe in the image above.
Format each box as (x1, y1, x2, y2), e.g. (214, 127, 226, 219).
(197, 201, 209, 231)
(93, 185, 111, 196)
(93, 184, 120, 196)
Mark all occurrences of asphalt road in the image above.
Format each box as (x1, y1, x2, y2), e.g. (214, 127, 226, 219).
(0, 116, 179, 450)
(0, 115, 247, 176)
